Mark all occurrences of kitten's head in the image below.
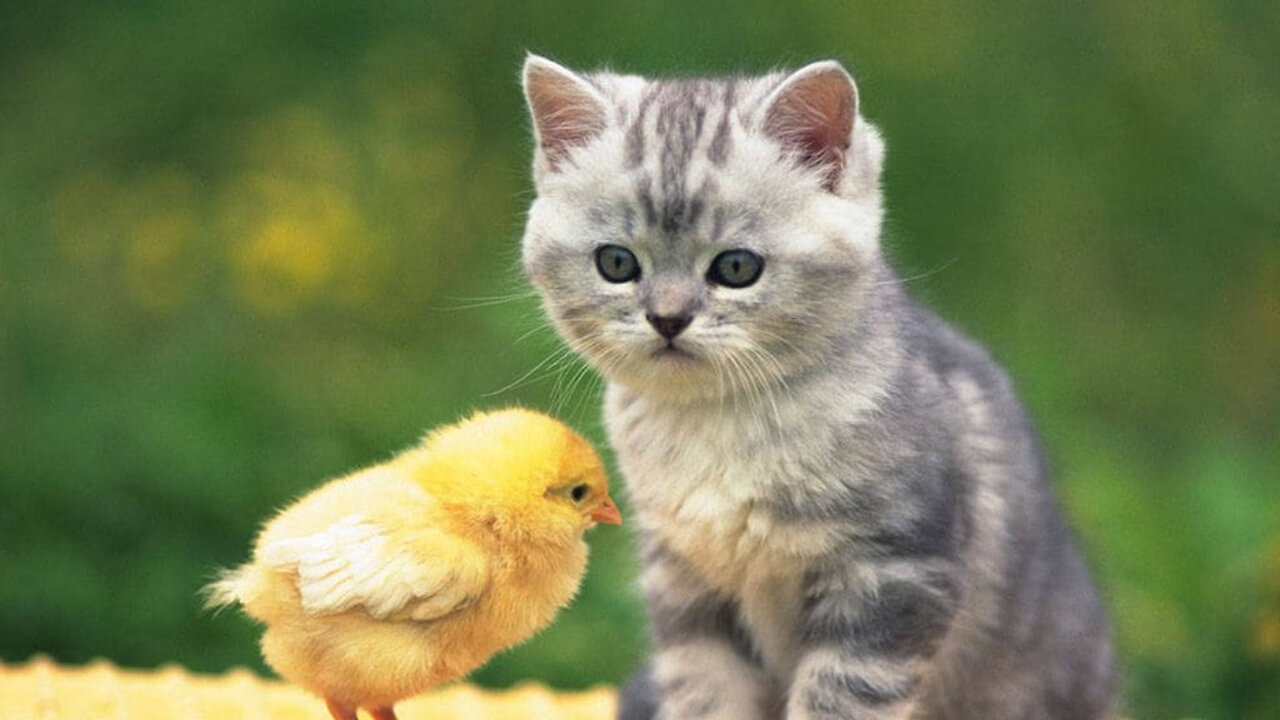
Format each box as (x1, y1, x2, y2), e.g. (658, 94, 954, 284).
(520, 55, 887, 402)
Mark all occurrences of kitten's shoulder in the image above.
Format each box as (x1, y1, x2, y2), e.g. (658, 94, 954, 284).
(877, 289, 1041, 449)
(894, 292, 1017, 394)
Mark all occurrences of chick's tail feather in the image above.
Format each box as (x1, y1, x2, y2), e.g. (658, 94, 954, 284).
(202, 565, 256, 613)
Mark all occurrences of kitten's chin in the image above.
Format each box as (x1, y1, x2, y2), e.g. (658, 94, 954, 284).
(594, 346, 730, 403)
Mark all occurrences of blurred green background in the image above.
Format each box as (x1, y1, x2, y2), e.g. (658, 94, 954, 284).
(1, 1, 1277, 717)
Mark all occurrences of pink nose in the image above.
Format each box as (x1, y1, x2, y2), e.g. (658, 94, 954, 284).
(646, 313, 692, 339)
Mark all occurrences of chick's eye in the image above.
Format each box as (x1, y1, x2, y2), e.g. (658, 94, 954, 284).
(595, 245, 640, 283)
(570, 484, 589, 503)
(707, 249, 764, 288)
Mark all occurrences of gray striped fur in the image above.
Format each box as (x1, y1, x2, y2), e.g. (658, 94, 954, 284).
(521, 55, 1116, 720)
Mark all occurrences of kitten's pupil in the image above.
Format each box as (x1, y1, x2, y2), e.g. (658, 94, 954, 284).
(596, 245, 640, 283)
(708, 249, 764, 288)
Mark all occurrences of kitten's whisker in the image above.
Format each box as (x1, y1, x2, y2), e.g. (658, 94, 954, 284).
(551, 333, 615, 415)
(494, 326, 607, 402)
(573, 344, 625, 421)
(745, 342, 792, 392)
(735, 350, 773, 434)
(751, 327, 807, 356)
(575, 347, 622, 420)
(716, 352, 743, 416)
(869, 258, 958, 288)
(751, 327, 826, 371)
(513, 322, 555, 346)
(550, 349, 592, 412)
(711, 354, 729, 416)
(558, 358, 597, 416)
(723, 350, 768, 434)
(742, 347, 789, 437)
(434, 290, 541, 311)
(484, 337, 585, 398)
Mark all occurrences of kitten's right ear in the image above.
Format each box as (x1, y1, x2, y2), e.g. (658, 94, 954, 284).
(522, 55, 609, 170)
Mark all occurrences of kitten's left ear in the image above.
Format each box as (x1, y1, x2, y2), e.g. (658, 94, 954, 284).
(760, 61, 858, 192)
(523, 54, 609, 170)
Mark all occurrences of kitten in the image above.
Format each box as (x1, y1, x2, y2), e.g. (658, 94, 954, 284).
(519, 55, 1116, 720)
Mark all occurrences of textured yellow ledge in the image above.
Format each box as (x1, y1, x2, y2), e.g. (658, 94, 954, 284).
(2, 656, 617, 720)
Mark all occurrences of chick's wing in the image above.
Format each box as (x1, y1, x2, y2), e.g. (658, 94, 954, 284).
(259, 514, 489, 622)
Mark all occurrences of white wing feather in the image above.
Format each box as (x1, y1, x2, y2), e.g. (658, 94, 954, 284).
(260, 514, 486, 621)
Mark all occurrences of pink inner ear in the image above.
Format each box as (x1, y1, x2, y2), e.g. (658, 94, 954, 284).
(763, 66, 857, 192)
(525, 64, 607, 167)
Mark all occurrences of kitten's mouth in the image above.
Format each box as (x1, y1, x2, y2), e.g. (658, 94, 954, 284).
(651, 342, 697, 361)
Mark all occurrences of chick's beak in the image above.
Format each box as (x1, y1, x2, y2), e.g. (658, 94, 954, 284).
(589, 495, 623, 525)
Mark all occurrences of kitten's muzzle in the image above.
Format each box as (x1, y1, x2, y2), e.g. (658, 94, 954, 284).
(646, 313, 692, 340)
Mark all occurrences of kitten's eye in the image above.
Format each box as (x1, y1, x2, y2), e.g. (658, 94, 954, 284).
(570, 484, 590, 503)
(595, 245, 641, 283)
(707, 249, 764, 288)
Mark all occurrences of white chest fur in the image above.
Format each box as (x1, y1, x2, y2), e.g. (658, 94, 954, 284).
(606, 388, 845, 677)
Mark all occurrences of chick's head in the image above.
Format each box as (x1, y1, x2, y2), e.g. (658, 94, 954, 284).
(413, 408, 620, 544)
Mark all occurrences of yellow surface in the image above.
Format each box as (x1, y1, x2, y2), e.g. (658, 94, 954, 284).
(1, 656, 617, 720)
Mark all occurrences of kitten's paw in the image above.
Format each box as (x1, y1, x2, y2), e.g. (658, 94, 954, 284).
(649, 640, 772, 720)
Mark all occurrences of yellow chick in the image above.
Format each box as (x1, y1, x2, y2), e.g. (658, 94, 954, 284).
(205, 408, 621, 720)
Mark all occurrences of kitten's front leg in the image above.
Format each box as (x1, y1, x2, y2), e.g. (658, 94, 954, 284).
(649, 638, 773, 720)
(786, 562, 961, 720)
(627, 541, 773, 720)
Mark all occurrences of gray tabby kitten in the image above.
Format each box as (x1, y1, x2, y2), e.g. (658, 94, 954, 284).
(519, 54, 1116, 720)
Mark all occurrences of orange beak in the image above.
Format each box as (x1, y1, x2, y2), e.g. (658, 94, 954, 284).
(589, 495, 623, 525)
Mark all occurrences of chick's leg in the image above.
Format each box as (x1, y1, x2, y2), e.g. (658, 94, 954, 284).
(369, 707, 400, 720)
(324, 698, 359, 720)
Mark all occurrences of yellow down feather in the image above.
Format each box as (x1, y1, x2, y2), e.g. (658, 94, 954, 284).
(206, 408, 620, 720)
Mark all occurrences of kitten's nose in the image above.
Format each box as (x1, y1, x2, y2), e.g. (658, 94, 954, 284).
(646, 313, 692, 340)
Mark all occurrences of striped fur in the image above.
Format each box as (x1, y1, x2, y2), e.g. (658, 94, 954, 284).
(520, 56, 1116, 720)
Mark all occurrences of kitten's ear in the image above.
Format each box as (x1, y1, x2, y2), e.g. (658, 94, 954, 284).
(523, 55, 609, 170)
(760, 61, 858, 192)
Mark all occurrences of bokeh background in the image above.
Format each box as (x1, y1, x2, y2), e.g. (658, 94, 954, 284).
(2, 1, 1277, 717)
